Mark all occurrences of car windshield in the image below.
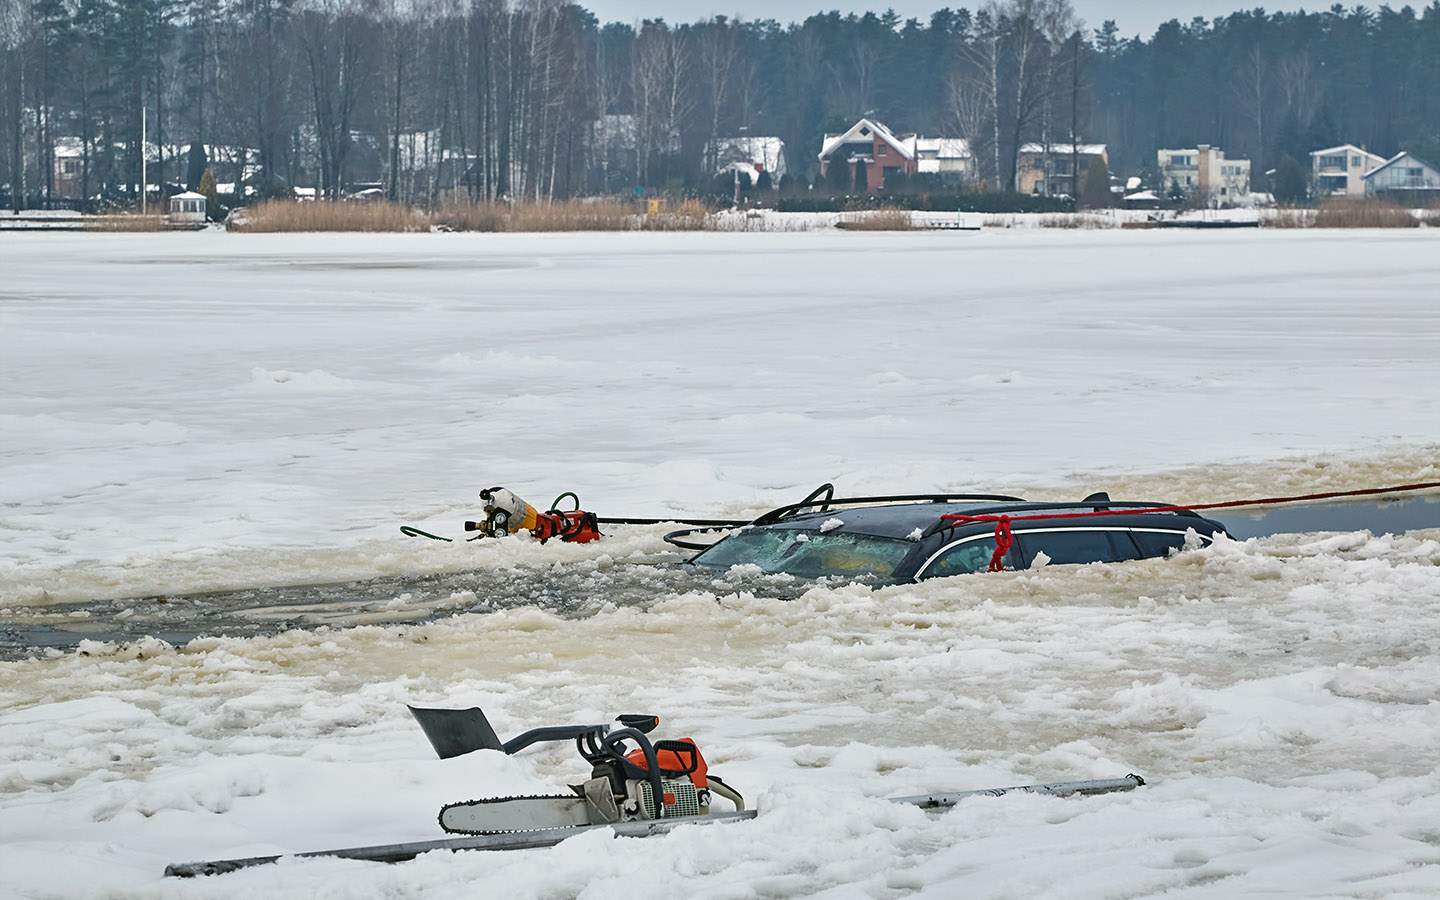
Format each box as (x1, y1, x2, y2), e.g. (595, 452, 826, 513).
(691, 528, 914, 579)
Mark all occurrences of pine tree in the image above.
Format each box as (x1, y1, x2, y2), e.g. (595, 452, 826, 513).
(197, 166, 219, 220)
(1271, 154, 1307, 204)
(186, 142, 207, 191)
(1079, 157, 1112, 207)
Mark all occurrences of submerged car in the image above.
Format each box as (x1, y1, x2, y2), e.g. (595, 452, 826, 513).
(676, 484, 1226, 582)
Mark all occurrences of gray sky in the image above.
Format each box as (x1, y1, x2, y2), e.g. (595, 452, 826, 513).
(582, 1, 1312, 39)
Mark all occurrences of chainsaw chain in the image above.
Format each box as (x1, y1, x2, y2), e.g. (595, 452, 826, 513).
(437, 794, 579, 835)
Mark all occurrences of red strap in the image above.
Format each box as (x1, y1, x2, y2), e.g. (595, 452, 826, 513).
(989, 516, 1013, 572)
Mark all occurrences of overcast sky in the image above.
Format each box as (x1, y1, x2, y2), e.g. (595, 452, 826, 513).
(581, 1, 1312, 39)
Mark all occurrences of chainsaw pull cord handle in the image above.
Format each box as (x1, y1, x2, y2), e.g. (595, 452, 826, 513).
(601, 728, 669, 819)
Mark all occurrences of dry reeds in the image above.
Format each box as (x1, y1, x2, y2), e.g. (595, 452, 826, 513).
(89, 214, 167, 232)
(1037, 213, 1118, 229)
(1312, 198, 1420, 228)
(837, 209, 917, 231)
(230, 199, 423, 233)
(1261, 199, 1421, 229)
(1260, 208, 1313, 229)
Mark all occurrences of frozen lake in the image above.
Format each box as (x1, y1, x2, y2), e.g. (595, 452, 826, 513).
(2, 228, 1440, 898)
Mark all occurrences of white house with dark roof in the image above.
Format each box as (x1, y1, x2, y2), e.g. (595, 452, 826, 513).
(1311, 144, 1386, 196)
(819, 118, 972, 191)
(1363, 151, 1440, 196)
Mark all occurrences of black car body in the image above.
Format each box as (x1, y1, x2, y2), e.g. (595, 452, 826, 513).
(679, 486, 1227, 583)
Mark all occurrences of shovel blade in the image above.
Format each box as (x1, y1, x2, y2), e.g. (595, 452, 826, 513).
(408, 705, 504, 759)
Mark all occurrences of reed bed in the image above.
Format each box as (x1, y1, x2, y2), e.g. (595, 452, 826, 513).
(1312, 198, 1421, 228)
(89, 214, 168, 232)
(230, 199, 424, 233)
(235, 198, 729, 232)
(1263, 199, 1422, 229)
(836, 209, 918, 231)
(1036, 213, 1119, 229)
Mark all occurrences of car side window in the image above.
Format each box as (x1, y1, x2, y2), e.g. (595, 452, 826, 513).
(919, 538, 1016, 579)
(1131, 529, 1199, 558)
(1015, 529, 1139, 567)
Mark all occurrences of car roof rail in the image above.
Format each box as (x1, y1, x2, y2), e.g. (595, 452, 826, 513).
(920, 500, 1204, 539)
(751, 485, 1027, 526)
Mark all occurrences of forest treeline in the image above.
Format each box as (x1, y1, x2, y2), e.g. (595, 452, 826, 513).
(2, 0, 1439, 209)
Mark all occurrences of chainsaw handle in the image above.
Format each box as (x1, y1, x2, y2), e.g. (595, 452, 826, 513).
(617, 715, 659, 734)
(601, 728, 669, 819)
(500, 724, 607, 755)
(651, 740, 700, 777)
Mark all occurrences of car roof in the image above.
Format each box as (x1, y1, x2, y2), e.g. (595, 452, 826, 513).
(764, 500, 1215, 541)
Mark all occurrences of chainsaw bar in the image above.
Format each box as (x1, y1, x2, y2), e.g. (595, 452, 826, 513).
(439, 794, 590, 835)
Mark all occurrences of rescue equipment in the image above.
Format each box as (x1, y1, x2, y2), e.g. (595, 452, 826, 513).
(401, 486, 745, 544)
(467, 487, 603, 544)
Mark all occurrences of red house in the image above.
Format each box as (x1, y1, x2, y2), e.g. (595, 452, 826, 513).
(819, 118, 972, 191)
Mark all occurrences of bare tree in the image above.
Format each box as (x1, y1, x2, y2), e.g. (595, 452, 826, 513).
(1231, 43, 1267, 160)
(298, 0, 377, 198)
(632, 20, 688, 185)
(696, 16, 738, 172)
(1277, 51, 1321, 133)
(961, 5, 1003, 189)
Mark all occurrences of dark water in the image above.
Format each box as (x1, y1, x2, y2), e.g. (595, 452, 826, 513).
(1217, 491, 1440, 540)
(0, 561, 815, 660)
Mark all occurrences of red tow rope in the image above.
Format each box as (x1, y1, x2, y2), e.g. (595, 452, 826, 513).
(940, 480, 1440, 572)
(988, 516, 1013, 572)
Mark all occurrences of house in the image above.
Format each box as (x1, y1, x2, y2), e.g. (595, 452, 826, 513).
(1017, 142, 1107, 195)
(819, 118, 972, 192)
(1363, 151, 1440, 198)
(913, 138, 973, 182)
(1310, 144, 1386, 196)
(707, 135, 787, 187)
(167, 191, 207, 226)
(1157, 145, 1250, 204)
(52, 138, 86, 201)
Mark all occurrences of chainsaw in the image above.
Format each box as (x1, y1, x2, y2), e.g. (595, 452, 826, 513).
(407, 705, 746, 834)
(164, 706, 1147, 877)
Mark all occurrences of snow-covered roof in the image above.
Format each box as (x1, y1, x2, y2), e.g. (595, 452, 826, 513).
(820, 119, 914, 162)
(1363, 150, 1440, 181)
(170, 191, 206, 201)
(914, 138, 970, 159)
(712, 135, 784, 158)
(1020, 142, 1106, 156)
(1310, 144, 1383, 160)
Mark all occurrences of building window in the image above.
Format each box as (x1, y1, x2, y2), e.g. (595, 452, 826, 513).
(1407, 167, 1423, 177)
(1185, 176, 1192, 185)
(1220, 187, 1227, 195)
(1351, 155, 1362, 167)
(1320, 155, 1346, 169)
(878, 145, 887, 157)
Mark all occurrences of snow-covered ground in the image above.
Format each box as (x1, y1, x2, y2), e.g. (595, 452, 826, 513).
(2, 229, 1439, 899)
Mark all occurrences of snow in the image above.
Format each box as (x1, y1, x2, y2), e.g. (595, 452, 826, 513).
(3, 228, 1440, 898)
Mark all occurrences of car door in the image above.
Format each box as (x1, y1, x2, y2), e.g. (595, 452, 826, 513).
(1011, 527, 1141, 568)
